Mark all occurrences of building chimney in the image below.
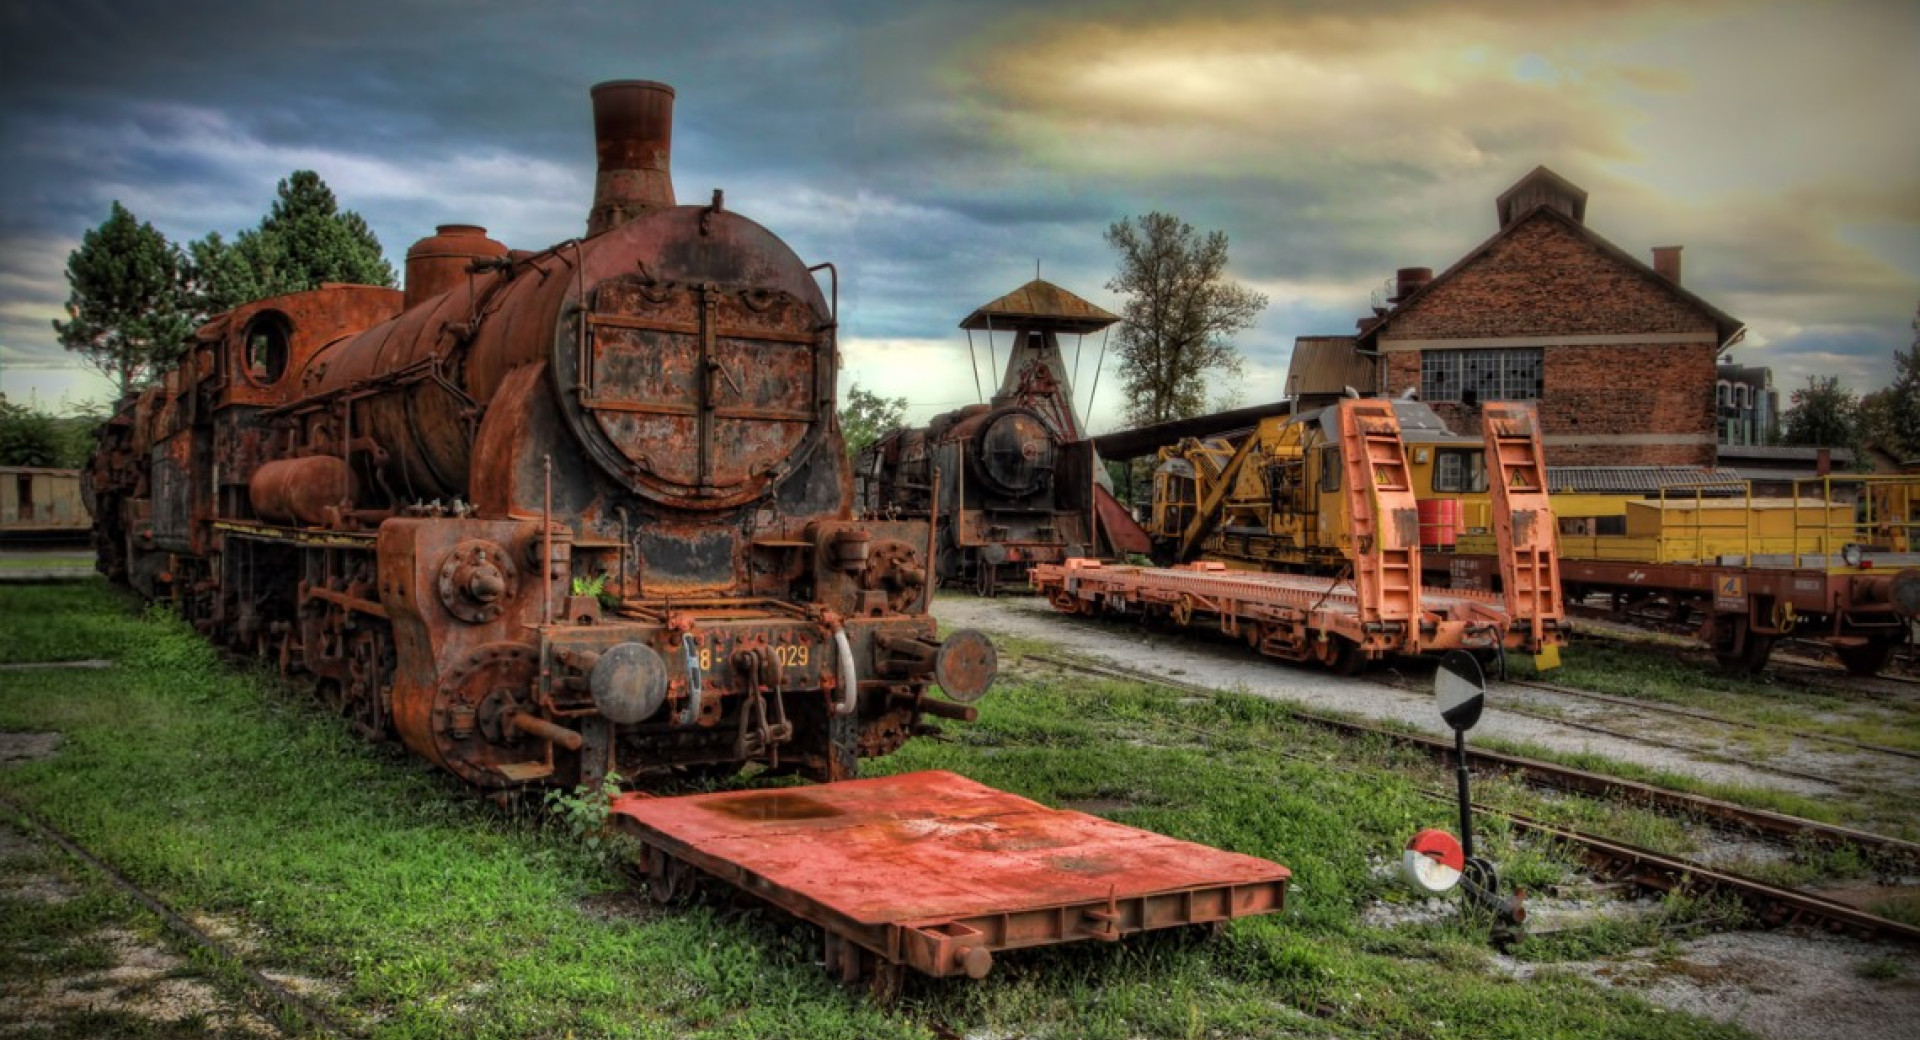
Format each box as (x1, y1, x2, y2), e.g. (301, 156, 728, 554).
(1816, 447, 1831, 477)
(1388, 266, 1433, 304)
(587, 80, 676, 236)
(1652, 245, 1682, 285)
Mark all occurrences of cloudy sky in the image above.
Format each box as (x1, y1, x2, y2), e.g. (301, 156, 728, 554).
(2, 0, 1914, 432)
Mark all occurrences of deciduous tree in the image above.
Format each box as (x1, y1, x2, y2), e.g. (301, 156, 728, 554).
(0, 399, 100, 468)
(1780, 374, 1859, 450)
(1859, 303, 1920, 460)
(839, 382, 908, 460)
(52, 202, 194, 395)
(1104, 212, 1266, 428)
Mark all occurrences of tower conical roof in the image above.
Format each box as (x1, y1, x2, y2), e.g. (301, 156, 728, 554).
(959, 279, 1119, 334)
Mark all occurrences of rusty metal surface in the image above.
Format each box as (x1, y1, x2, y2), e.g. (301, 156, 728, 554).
(84, 77, 995, 793)
(958, 279, 1118, 335)
(609, 770, 1289, 978)
(1032, 555, 1533, 671)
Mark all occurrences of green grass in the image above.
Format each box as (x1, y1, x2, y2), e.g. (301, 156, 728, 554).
(0, 811, 284, 1039)
(0, 582, 1766, 1039)
(0, 552, 95, 571)
(1511, 637, 1920, 755)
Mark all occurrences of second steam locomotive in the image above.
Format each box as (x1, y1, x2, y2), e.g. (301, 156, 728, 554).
(88, 80, 995, 792)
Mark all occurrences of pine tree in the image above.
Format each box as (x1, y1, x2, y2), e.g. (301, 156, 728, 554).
(188, 170, 396, 315)
(52, 202, 194, 395)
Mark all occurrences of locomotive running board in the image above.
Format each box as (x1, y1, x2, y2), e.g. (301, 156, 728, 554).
(608, 771, 1288, 986)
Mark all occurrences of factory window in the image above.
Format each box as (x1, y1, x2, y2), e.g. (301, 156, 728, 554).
(1432, 449, 1487, 493)
(1420, 348, 1543, 404)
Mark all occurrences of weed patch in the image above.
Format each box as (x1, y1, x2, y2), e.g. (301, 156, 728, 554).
(0, 582, 1763, 1038)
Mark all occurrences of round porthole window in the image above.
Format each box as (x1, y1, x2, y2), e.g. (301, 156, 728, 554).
(241, 311, 291, 385)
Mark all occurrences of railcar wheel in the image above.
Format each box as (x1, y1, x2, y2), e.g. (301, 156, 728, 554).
(1712, 617, 1772, 675)
(644, 846, 694, 904)
(1170, 594, 1195, 628)
(868, 961, 905, 1005)
(1837, 638, 1896, 677)
(1331, 638, 1368, 677)
(975, 565, 997, 598)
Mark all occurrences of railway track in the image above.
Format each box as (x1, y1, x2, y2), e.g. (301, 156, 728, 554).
(1497, 676, 1920, 764)
(1562, 602, 1920, 696)
(1022, 650, 1920, 943)
(0, 793, 344, 1038)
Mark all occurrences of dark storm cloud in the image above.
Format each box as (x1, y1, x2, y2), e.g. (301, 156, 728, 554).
(1, 0, 1912, 426)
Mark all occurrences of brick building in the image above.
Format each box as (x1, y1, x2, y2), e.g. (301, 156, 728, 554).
(1344, 167, 1745, 466)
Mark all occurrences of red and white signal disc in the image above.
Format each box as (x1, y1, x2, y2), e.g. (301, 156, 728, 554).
(1401, 828, 1465, 894)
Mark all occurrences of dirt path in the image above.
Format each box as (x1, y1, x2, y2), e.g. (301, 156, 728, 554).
(936, 594, 1920, 1040)
(936, 594, 1857, 799)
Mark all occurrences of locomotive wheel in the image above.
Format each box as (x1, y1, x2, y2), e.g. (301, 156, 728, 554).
(1838, 638, 1896, 677)
(316, 678, 348, 717)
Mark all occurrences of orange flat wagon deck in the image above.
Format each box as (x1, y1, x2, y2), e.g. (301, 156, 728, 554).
(609, 770, 1289, 992)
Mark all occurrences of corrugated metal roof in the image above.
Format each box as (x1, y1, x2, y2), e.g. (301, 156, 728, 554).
(1717, 445, 1856, 463)
(959, 279, 1119, 334)
(1286, 336, 1376, 398)
(1545, 466, 1746, 494)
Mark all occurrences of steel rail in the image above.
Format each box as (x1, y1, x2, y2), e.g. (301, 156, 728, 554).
(1023, 651, 1920, 860)
(0, 793, 348, 1038)
(1018, 651, 1920, 945)
(1491, 806, 1920, 944)
(1497, 676, 1920, 763)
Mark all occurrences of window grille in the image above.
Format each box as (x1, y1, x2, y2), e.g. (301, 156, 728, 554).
(1420, 348, 1543, 402)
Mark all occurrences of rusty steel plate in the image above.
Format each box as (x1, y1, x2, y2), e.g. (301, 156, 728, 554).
(609, 771, 1288, 979)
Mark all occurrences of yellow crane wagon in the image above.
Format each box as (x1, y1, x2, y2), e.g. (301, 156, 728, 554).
(1148, 402, 1918, 676)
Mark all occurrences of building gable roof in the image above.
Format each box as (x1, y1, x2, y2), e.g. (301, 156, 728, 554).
(1360, 178, 1744, 350)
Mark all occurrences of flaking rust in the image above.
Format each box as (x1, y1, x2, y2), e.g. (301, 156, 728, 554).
(87, 78, 996, 792)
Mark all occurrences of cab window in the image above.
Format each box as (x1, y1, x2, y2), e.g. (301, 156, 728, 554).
(1433, 449, 1487, 493)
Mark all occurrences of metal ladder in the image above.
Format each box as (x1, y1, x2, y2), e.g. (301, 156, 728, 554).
(1337, 399, 1422, 651)
(1481, 402, 1564, 658)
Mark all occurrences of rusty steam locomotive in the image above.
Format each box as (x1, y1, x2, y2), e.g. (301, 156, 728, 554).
(854, 281, 1150, 594)
(88, 80, 995, 792)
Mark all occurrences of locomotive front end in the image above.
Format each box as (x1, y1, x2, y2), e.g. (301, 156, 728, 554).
(365, 79, 994, 789)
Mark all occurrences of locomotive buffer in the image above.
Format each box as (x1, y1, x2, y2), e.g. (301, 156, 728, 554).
(609, 771, 1289, 993)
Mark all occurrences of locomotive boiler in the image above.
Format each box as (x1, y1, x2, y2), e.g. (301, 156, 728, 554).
(88, 80, 996, 791)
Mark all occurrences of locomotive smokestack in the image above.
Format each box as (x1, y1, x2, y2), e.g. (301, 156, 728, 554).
(587, 80, 676, 236)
